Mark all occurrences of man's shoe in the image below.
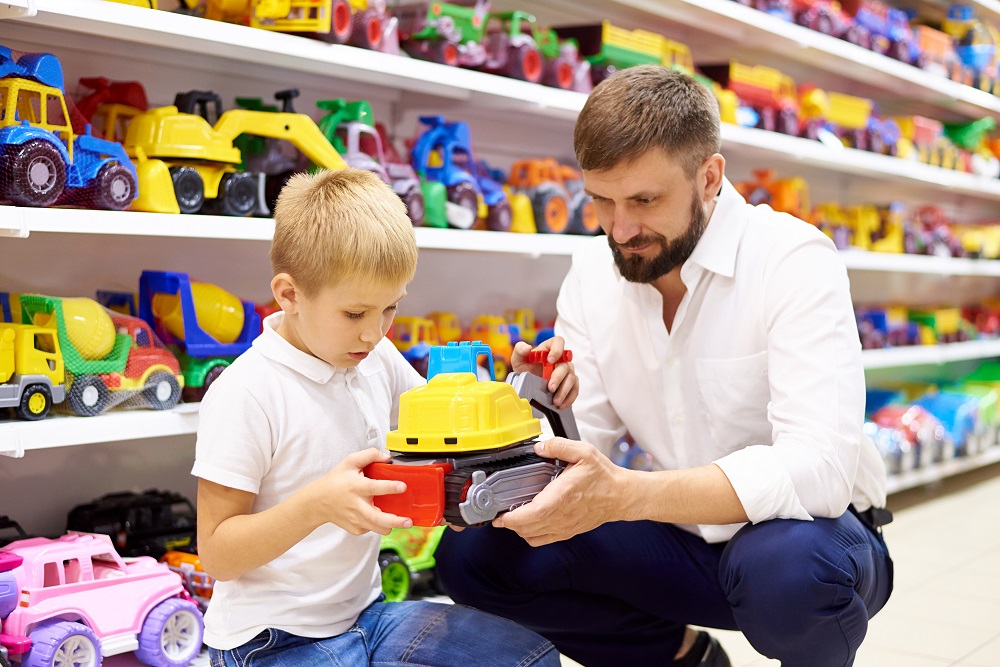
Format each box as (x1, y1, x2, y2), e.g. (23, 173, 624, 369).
(673, 631, 732, 667)
(697, 633, 732, 667)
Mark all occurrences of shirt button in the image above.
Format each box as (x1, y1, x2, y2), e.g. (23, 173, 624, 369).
(670, 412, 684, 425)
(665, 355, 677, 367)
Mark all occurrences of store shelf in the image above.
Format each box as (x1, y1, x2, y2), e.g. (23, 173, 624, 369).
(8, 0, 584, 120)
(603, 0, 1000, 120)
(721, 124, 1000, 201)
(886, 445, 1000, 494)
(0, 403, 200, 458)
(107, 648, 209, 667)
(862, 339, 1000, 369)
(840, 250, 1000, 277)
(0, 207, 591, 256)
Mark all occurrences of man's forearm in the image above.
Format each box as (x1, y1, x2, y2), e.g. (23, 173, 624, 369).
(619, 464, 749, 525)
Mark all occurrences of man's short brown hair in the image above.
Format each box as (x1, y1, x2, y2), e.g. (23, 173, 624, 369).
(574, 65, 722, 177)
(270, 168, 418, 294)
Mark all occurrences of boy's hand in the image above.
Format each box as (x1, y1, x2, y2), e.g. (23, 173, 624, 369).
(510, 338, 579, 408)
(307, 448, 413, 536)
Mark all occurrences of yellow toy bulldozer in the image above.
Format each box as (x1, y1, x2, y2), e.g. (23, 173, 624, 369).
(123, 91, 347, 215)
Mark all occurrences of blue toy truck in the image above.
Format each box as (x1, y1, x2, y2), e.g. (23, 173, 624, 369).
(410, 115, 512, 232)
(0, 46, 138, 209)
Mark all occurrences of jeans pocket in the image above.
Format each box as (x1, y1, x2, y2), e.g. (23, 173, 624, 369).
(232, 629, 277, 667)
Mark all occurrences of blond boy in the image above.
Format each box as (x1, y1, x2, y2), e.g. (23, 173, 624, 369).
(193, 168, 574, 667)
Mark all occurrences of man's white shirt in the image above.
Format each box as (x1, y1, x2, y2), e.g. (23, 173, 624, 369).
(556, 178, 886, 543)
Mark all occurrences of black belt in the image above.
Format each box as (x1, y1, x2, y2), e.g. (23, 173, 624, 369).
(849, 504, 893, 532)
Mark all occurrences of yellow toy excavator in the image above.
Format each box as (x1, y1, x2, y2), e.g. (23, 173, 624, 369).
(124, 90, 347, 215)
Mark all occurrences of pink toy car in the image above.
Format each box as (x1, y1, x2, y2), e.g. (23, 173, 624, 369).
(0, 533, 203, 667)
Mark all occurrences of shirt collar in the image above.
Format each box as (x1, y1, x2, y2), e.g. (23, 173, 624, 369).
(684, 177, 748, 280)
(254, 311, 381, 383)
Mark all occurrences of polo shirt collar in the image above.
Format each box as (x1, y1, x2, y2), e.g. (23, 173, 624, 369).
(685, 177, 748, 279)
(254, 312, 381, 383)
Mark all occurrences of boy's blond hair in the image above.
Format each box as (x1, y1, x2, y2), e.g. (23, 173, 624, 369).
(271, 168, 418, 294)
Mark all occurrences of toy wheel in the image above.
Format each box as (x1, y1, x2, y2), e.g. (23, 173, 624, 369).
(216, 172, 258, 217)
(547, 56, 575, 90)
(329, 0, 353, 44)
(379, 551, 411, 602)
(144, 371, 182, 411)
(430, 40, 459, 66)
(17, 384, 51, 421)
(1, 139, 67, 207)
(777, 108, 799, 137)
(507, 44, 543, 83)
(403, 189, 425, 226)
(67, 375, 110, 417)
(757, 106, 776, 132)
(202, 364, 228, 396)
(569, 198, 600, 235)
(486, 201, 513, 233)
(446, 182, 479, 227)
(532, 190, 569, 234)
(169, 166, 204, 214)
(889, 40, 909, 63)
(134, 598, 204, 667)
(352, 11, 383, 50)
(844, 24, 869, 49)
(23, 620, 102, 667)
(493, 356, 508, 380)
(86, 162, 136, 210)
(815, 13, 832, 35)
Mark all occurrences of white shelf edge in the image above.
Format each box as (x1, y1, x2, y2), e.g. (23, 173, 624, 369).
(15, 0, 583, 120)
(886, 446, 1000, 494)
(0, 207, 592, 255)
(0, 403, 200, 458)
(862, 340, 1000, 370)
(840, 249, 1000, 277)
(610, 0, 1000, 119)
(721, 124, 1000, 201)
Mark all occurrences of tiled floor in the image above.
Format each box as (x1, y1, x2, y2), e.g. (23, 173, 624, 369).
(561, 462, 1000, 667)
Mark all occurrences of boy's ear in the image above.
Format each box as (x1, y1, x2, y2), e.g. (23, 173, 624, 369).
(271, 273, 300, 314)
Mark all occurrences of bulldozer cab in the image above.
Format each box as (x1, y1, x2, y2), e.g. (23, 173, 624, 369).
(175, 90, 224, 124)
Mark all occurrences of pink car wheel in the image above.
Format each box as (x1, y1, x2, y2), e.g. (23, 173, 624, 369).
(23, 621, 102, 667)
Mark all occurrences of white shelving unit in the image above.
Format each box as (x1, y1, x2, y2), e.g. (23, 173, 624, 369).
(2, 0, 1000, 533)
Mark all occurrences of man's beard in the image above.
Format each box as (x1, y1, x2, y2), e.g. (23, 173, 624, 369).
(609, 192, 709, 283)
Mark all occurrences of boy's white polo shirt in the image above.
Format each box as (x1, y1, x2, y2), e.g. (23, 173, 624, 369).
(192, 312, 424, 650)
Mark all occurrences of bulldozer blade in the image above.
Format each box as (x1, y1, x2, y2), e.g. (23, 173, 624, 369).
(131, 156, 179, 214)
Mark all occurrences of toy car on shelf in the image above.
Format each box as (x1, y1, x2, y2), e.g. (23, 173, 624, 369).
(124, 89, 347, 215)
(19, 295, 184, 416)
(0, 321, 66, 421)
(0, 46, 138, 211)
(410, 115, 511, 231)
(365, 343, 578, 527)
(162, 549, 215, 612)
(132, 270, 260, 402)
(0, 532, 204, 667)
(66, 489, 198, 559)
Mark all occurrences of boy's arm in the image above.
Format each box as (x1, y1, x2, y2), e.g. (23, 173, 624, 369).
(197, 448, 412, 582)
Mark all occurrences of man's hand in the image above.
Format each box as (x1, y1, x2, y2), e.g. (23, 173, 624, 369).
(494, 437, 626, 546)
(305, 448, 413, 536)
(510, 338, 578, 407)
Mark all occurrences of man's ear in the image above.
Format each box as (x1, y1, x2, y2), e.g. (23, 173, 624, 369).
(271, 273, 299, 314)
(701, 153, 726, 204)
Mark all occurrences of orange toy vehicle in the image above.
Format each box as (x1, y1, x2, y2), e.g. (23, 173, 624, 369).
(734, 169, 810, 219)
(507, 158, 599, 235)
(468, 315, 514, 378)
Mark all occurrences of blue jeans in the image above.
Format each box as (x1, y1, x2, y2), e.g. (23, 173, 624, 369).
(436, 511, 893, 667)
(208, 597, 558, 667)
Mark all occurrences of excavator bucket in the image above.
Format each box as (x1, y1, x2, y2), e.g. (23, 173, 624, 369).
(130, 149, 179, 214)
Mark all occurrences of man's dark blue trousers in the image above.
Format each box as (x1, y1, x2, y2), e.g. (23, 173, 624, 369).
(436, 510, 893, 666)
